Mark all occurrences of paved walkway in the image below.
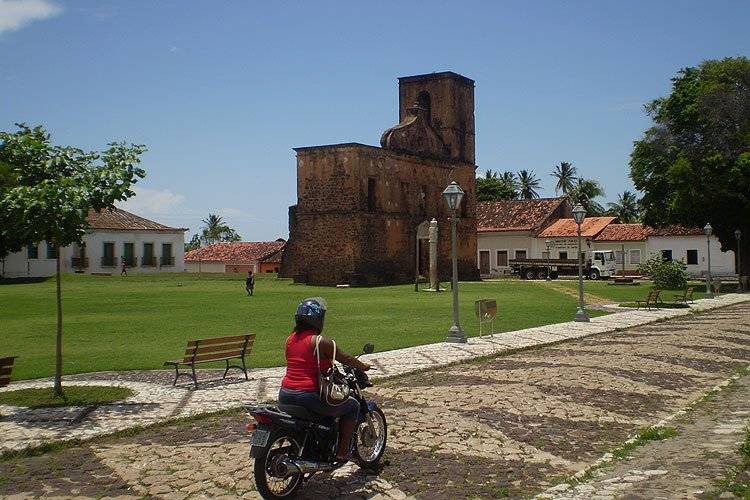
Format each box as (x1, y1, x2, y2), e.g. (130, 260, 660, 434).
(1, 299, 749, 499)
(539, 373, 750, 499)
(1, 294, 748, 456)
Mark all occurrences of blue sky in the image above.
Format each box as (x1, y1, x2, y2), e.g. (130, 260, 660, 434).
(2, 0, 748, 241)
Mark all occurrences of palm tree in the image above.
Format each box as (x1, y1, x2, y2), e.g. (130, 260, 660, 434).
(500, 171, 517, 190)
(569, 178, 606, 215)
(551, 161, 577, 195)
(201, 213, 229, 245)
(607, 190, 640, 222)
(484, 169, 498, 179)
(517, 170, 541, 199)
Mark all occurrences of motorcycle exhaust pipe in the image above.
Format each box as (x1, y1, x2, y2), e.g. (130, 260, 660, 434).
(279, 458, 339, 474)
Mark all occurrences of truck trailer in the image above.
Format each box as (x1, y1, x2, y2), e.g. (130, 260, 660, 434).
(509, 250, 617, 280)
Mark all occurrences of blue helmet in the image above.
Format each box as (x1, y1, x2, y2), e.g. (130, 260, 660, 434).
(295, 297, 327, 332)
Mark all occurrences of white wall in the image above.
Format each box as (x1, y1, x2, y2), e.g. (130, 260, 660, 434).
(647, 235, 735, 276)
(477, 231, 537, 276)
(82, 231, 185, 274)
(1, 230, 185, 278)
(185, 261, 226, 273)
(592, 241, 648, 272)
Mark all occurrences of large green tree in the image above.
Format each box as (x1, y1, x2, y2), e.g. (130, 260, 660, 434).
(568, 178, 606, 215)
(630, 57, 750, 277)
(607, 190, 640, 223)
(476, 170, 517, 201)
(0, 124, 146, 396)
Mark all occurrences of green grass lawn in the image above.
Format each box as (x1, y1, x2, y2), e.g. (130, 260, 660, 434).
(0, 386, 134, 408)
(0, 273, 677, 381)
(551, 279, 707, 304)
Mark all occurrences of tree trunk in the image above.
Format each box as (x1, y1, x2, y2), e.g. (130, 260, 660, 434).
(53, 246, 63, 397)
(741, 239, 750, 292)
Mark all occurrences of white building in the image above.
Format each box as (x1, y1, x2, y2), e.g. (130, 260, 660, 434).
(477, 204, 736, 278)
(1, 208, 187, 278)
(476, 198, 571, 277)
(184, 241, 286, 274)
(646, 225, 735, 277)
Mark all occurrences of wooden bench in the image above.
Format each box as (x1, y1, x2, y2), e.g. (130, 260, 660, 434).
(713, 279, 722, 295)
(673, 286, 696, 304)
(164, 334, 255, 388)
(0, 357, 17, 388)
(636, 289, 663, 310)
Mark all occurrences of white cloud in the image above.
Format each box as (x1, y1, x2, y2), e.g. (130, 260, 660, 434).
(117, 187, 186, 216)
(0, 0, 62, 35)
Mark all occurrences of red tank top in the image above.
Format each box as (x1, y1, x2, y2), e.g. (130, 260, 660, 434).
(281, 330, 332, 392)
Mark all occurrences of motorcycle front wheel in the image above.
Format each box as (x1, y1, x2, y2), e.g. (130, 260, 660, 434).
(253, 432, 303, 499)
(354, 406, 387, 470)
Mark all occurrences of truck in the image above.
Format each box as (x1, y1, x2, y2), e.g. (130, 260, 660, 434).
(509, 250, 617, 280)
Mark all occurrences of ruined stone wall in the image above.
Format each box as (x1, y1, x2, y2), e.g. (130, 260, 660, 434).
(398, 73, 475, 164)
(280, 143, 478, 285)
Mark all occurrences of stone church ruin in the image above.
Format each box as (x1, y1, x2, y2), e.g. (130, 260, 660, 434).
(280, 71, 479, 286)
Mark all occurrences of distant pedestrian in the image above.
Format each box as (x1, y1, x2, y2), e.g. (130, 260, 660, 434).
(245, 270, 255, 296)
(121, 260, 127, 276)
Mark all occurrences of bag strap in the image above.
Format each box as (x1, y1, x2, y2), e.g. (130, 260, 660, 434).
(314, 335, 336, 373)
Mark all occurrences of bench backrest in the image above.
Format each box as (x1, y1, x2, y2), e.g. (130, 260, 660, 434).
(182, 334, 255, 363)
(0, 356, 17, 387)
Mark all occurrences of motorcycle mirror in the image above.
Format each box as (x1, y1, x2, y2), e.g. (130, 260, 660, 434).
(362, 343, 374, 354)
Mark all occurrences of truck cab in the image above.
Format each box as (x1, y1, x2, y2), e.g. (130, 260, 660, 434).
(588, 250, 616, 280)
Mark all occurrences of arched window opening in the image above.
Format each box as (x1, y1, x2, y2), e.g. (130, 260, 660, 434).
(417, 91, 432, 123)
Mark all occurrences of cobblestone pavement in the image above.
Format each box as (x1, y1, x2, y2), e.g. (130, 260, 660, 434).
(539, 373, 750, 499)
(1, 301, 749, 499)
(1, 294, 746, 456)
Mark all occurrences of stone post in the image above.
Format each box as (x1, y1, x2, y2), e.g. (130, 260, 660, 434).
(429, 218, 438, 291)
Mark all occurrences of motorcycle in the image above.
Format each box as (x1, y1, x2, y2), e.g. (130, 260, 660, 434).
(245, 343, 387, 499)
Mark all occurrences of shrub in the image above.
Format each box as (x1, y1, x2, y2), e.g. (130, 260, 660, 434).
(638, 253, 688, 289)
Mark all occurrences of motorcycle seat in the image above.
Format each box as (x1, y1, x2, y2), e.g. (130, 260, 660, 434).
(278, 404, 327, 422)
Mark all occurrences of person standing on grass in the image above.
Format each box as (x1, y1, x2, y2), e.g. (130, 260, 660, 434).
(245, 270, 255, 296)
(121, 259, 127, 276)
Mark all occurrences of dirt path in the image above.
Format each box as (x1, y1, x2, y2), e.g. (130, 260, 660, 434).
(1, 302, 749, 499)
(534, 280, 612, 305)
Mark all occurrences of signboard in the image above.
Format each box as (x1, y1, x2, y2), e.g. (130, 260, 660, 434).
(475, 299, 497, 336)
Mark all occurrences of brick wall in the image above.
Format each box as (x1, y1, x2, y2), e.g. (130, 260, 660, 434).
(280, 143, 478, 285)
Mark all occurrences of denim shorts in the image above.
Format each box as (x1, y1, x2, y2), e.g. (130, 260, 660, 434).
(278, 388, 359, 422)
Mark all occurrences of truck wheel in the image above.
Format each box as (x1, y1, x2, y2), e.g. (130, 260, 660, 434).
(537, 269, 548, 280)
(525, 268, 536, 280)
(590, 269, 600, 280)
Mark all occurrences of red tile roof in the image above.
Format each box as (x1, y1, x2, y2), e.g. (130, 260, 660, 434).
(87, 208, 186, 232)
(595, 224, 649, 241)
(539, 217, 617, 238)
(476, 198, 569, 232)
(647, 225, 705, 237)
(185, 241, 286, 263)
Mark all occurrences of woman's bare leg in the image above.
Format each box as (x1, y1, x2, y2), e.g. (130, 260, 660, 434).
(336, 419, 356, 459)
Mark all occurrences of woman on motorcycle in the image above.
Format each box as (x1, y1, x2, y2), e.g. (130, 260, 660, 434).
(279, 297, 371, 461)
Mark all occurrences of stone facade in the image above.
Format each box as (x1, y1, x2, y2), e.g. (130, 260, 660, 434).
(280, 72, 479, 286)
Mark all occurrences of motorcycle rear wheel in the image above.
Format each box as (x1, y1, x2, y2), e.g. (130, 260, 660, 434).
(354, 406, 387, 470)
(253, 432, 303, 499)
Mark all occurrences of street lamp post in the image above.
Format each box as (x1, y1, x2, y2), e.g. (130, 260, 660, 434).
(704, 223, 714, 299)
(545, 239, 552, 281)
(572, 204, 590, 322)
(735, 228, 743, 292)
(443, 181, 466, 343)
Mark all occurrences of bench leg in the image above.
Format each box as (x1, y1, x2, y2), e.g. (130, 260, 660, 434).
(242, 356, 248, 380)
(192, 364, 198, 389)
(172, 364, 179, 386)
(223, 359, 230, 379)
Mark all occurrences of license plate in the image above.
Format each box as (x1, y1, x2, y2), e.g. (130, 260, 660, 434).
(251, 429, 270, 447)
